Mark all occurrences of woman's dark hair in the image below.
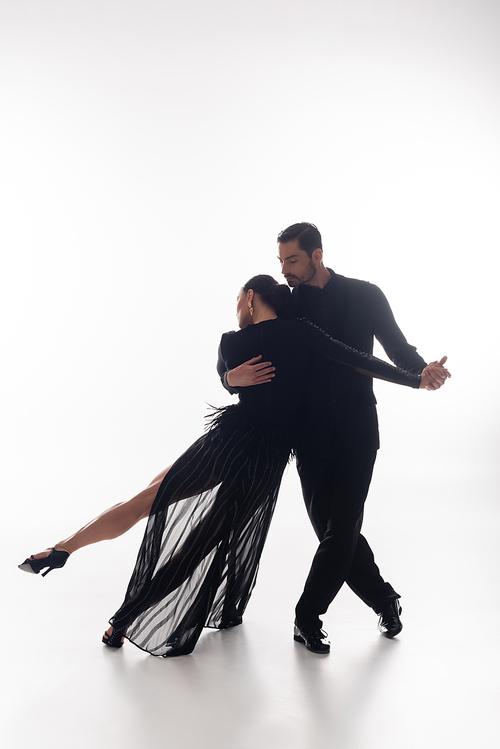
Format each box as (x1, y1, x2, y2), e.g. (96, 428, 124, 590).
(277, 222, 322, 257)
(242, 274, 291, 314)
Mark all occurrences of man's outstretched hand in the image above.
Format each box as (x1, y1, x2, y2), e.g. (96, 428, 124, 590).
(226, 355, 276, 388)
(420, 356, 451, 391)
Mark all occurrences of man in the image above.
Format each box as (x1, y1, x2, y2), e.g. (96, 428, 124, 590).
(224, 222, 449, 653)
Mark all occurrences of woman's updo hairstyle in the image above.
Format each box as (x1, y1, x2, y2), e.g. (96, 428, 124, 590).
(242, 274, 291, 315)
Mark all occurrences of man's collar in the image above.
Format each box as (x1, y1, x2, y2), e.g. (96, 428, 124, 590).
(323, 268, 336, 293)
(294, 268, 336, 294)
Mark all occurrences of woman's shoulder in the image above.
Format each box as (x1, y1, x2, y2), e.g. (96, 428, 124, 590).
(223, 319, 299, 339)
(218, 329, 238, 353)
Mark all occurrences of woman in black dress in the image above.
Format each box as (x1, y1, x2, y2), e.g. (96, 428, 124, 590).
(19, 275, 441, 657)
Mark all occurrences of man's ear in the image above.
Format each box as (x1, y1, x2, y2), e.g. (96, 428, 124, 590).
(312, 247, 323, 263)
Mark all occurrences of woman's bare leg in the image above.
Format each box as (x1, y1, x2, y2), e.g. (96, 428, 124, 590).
(32, 466, 172, 559)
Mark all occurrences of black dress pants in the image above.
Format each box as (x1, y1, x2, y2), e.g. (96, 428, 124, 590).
(295, 429, 399, 631)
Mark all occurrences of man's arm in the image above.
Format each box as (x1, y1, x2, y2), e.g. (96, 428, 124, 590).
(369, 284, 428, 373)
(369, 285, 452, 388)
(226, 355, 275, 388)
(218, 346, 276, 395)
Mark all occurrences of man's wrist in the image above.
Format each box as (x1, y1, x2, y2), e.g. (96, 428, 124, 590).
(223, 371, 238, 394)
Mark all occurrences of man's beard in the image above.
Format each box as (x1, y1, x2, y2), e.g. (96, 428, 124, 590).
(287, 260, 316, 286)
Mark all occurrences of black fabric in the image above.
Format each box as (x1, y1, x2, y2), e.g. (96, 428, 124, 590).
(111, 406, 290, 656)
(295, 430, 398, 631)
(218, 318, 420, 431)
(111, 318, 420, 657)
(292, 270, 426, 453)
(290, 271, 426, 627)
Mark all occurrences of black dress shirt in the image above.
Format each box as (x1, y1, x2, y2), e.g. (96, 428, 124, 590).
(291, 269, 427, 451)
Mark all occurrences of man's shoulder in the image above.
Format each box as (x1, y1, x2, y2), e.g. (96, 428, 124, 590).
(290, 270, 385, 306)
(329, 272, 384, 302)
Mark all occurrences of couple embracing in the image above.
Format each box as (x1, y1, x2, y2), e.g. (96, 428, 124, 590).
(20, 222, 450, 657)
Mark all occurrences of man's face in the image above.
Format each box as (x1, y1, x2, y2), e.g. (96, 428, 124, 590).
(278, 240, 316, 287)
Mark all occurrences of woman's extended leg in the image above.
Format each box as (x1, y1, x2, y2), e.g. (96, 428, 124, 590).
(30, 466, 172, 559)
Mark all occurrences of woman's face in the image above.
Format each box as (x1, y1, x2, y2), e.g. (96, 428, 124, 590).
(236, 287, 253, 329)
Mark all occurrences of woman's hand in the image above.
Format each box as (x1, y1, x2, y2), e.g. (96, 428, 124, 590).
(227, 355, 276, 388)
(420, 356, 451, 390)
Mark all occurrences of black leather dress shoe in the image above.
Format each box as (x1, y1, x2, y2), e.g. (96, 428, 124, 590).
(294, 624, 330, 654)
(377, 600, 403, 638)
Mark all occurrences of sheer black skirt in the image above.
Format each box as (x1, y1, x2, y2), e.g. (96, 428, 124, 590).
(110, 405, 293, 657)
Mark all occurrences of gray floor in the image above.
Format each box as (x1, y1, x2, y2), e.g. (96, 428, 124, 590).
(4, 470, 499, 749)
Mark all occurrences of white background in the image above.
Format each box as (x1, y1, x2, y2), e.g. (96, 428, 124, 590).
(1, 2, 499, 747)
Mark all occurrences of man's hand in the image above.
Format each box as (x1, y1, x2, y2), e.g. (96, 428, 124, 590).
(226, 355, 276, 388)
(420, 356, 451, 391)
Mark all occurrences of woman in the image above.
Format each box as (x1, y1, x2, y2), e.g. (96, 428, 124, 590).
(19, 275, 444, 657)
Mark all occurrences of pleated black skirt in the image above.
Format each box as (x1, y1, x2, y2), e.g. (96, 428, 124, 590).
(110, 405, 293, 657)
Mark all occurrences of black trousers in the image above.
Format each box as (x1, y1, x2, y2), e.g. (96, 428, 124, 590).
(295, 429, 399, 631)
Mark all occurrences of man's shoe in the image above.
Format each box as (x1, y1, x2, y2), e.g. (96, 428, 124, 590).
(377, 600, 403, 638)
(294, 623, 330, 654)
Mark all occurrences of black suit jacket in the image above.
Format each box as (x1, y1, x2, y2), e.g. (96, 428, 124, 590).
(292, 269, 427, 453)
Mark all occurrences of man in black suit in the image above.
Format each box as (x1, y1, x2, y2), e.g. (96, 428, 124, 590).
(225, 222, 449, 653)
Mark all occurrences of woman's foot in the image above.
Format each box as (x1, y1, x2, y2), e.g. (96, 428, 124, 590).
(30, 545, 70, 560)
(18, 546, 71, 576)
(102, 626, 126, 648)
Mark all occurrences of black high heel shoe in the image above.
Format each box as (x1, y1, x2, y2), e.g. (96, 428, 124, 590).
(18, 548, 70, 577)
(102, 627, 126, 648)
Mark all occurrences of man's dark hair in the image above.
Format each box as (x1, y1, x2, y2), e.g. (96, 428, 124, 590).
(277, 222, 322, 257)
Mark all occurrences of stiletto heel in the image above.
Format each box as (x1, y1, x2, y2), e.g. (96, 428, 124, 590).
(18, 548, 70, 576)
(102, 627, 126, 648)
